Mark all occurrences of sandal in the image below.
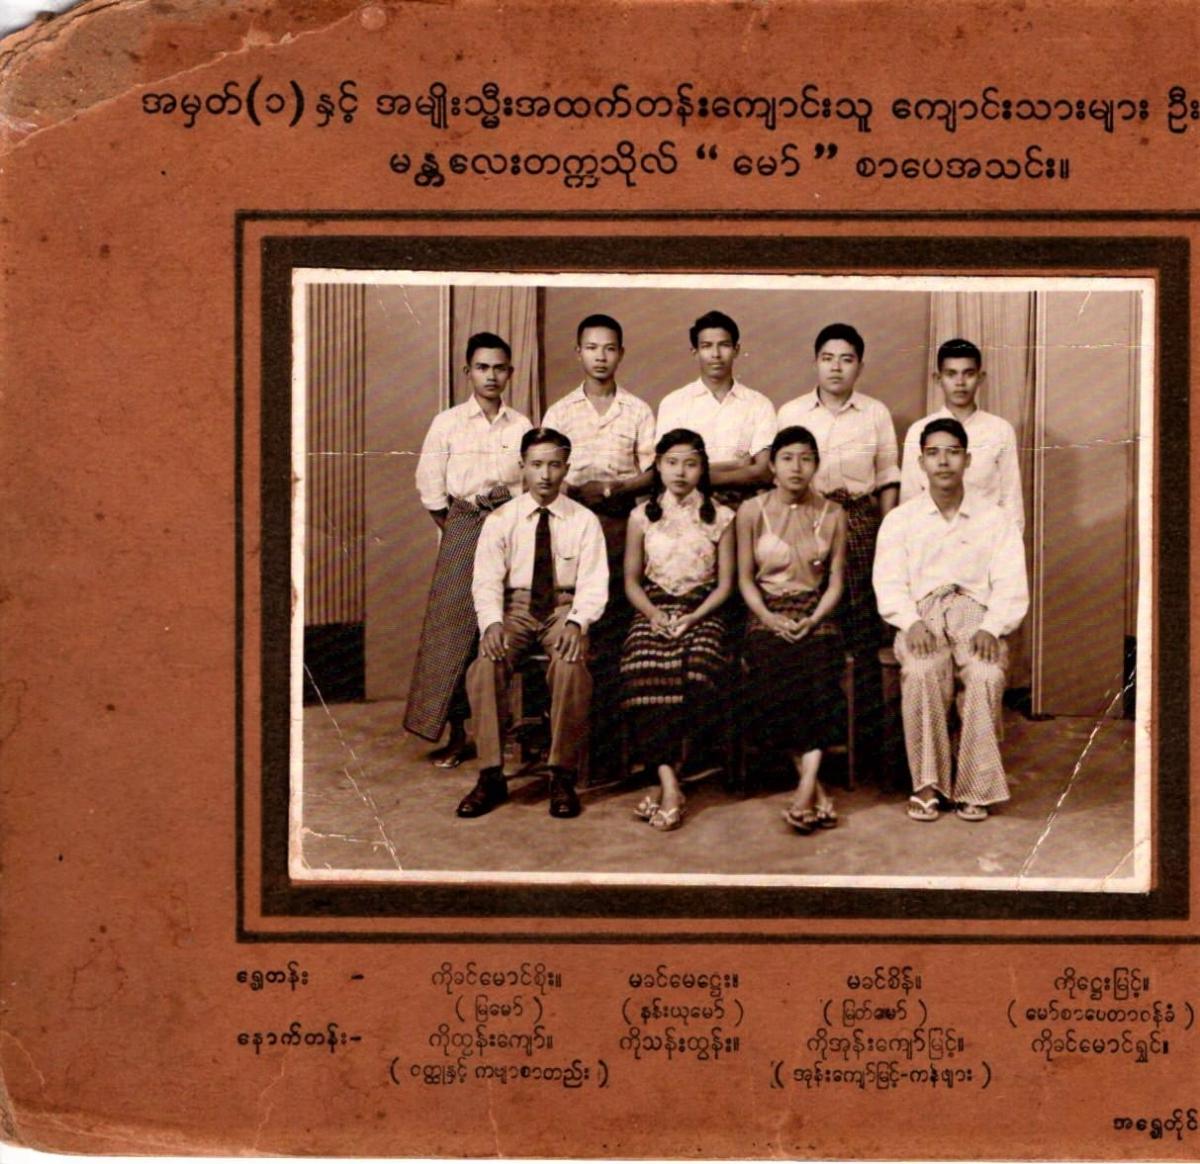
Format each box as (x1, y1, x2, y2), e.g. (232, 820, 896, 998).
(633, 795, 661, 822)
(956, 802, 989, 822)
(649, 799, 686, 831)
(906, 795, 940, 822)
(815, 803, 839, 829)
(783, 804, 819, 834)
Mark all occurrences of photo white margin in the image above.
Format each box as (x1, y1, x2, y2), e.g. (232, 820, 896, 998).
(286, 269, 1156, 894)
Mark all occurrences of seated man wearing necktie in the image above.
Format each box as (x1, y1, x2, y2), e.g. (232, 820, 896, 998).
(872, 418, 1029, 823)
(457, 427, 609, 819)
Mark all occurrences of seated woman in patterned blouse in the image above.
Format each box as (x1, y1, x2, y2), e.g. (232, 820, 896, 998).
(736, 426, 848, 833)
(619, 429, 736, 831)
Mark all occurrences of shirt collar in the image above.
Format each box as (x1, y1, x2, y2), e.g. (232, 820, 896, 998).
(571, 383, 625, 411)
(660, 488, 702, 512)
(518, 490, 571, 519)
(465, 395, 510, 423)
(920, 489, 973, 519)
(932, 404, 980, 425)
(813, 388, 861, 413)
(689, 378, 746, 399)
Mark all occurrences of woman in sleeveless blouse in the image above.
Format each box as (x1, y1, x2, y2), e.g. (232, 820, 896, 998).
(736, 425, 848, 833)
(621, 429, 736, 831)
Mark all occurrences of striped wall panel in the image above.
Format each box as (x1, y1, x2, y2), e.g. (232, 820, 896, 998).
(305, 283, 366, 627)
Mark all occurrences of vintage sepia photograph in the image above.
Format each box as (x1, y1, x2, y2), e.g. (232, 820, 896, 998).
(6, 0, 1199, 1151)
(287, 269, 1152, 893)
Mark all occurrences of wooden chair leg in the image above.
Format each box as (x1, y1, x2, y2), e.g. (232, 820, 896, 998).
(844, 652, 856, 791)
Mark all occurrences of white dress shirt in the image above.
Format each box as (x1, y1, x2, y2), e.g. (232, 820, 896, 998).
(472, 491, 609, 633)
(414, 396, 532, 511)
(542, 385, 656, 486)
(776, 390, 900, 497)
(655, 379, 776, 464)
(872, 492, 1029, 640)
(899, 407, 1024, 532)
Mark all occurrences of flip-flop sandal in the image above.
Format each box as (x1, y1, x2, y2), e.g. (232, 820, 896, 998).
(815, 804, 839, 829)
(956, 803, 989, 822)
(648, 804, 686, 831)
(782, 805, 819, 834)
(907, 795, 940, 822)
(633, 795, 661, 822)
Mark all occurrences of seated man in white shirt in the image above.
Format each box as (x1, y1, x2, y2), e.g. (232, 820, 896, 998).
(458, 427, 609, 820)
(655, 310, 775, 508)
(872, 418, 1029, 822)
(899, 338, 1024, 532)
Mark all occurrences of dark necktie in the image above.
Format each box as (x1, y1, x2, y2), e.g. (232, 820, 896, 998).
(530, 506, 555, 620)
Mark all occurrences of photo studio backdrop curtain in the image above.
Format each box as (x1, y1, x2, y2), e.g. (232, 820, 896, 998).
(450, 285, 543, 421)
(928, 291, 1036, 687)
(305, 282, 367, 630)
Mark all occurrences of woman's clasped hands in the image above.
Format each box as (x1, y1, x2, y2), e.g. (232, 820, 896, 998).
(761, 611, 814, 643)
(647, 608, 698, 639)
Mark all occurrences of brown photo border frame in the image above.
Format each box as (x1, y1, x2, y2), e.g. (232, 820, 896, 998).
(238, 213, 1190, 940)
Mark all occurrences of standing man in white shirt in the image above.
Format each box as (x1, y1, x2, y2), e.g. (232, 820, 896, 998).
(899, 338, 1024, 531)
(457, 427, 609, 820)
(777, 322, 900, 759)
(543, 313, 656, 527)
(542, 313, 655, 780)
(655, 310, 775, 509)
(404, 332, 532, 765)
(873, 418, 1029, 822)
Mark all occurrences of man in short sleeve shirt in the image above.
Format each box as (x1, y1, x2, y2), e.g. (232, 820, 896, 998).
(542, 313, 655, 779)
(655, 310, 775, 509)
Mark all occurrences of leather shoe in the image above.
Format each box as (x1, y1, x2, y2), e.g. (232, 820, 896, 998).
(548, 770, 581, 818)
(456, 770, 508, 818)
(432, 739, 476, 769)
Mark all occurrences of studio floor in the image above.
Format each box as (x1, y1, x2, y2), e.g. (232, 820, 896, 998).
(295, 699, 1140, 887)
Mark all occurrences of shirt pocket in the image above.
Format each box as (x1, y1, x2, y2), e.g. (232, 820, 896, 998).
(495, 436, 522, 480)
(553, 551, 579, 589)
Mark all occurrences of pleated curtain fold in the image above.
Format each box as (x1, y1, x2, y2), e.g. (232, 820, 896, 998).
(450, 285, 543, 421)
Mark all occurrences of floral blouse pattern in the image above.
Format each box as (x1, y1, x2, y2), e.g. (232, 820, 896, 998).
(637, 491, 735, 596)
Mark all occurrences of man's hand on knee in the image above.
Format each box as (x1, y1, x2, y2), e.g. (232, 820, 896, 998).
(905, 619, 938, 659)
(970, 629, 1000, 664)
(553, 621, 585, 664)
(480, 622, 509, 662)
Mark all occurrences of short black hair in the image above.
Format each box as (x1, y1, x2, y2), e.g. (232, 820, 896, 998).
(465, 331, 512, 363)
(936, 337, 983, 370)
(813, 322, 864, 360)
(520, 426, 572, 458)
(576, 313, 623, 347)
(689, 310, 740, 348)
(919, 417, 969, 450)
(770, 425, 820, 463)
